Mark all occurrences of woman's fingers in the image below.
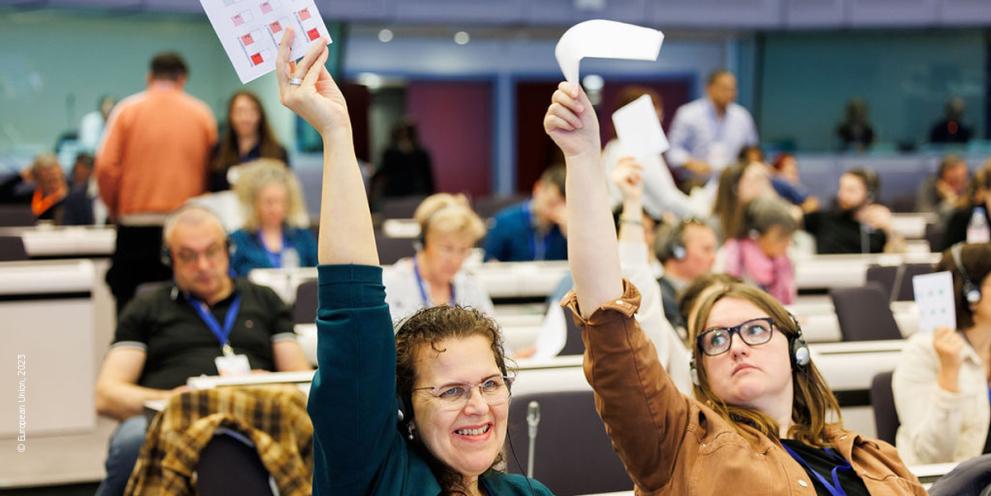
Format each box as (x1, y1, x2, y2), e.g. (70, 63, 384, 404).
(303, 42, 329, 86)
(551, 88, 584, 116)
(276, 28, 297, 87)
(547, 102, 583, 129)
(292, 37, 327, 82)
(544, 114, 576, 134)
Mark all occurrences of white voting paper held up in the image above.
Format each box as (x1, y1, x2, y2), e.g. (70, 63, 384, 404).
(612, 94, 669, 159)
(913, 271, 956, 334)
(200, 0, 332, 84)
(555, 20, 664, 85)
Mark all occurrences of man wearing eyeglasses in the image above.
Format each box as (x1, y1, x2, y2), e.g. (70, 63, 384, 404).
(92, 205, 311, 496)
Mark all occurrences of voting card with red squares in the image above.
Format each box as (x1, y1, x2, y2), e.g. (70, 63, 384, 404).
(200, 0, 332, 83)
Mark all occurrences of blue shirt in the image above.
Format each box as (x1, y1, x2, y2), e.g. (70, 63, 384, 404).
(228, 226, 318, 276)
(771, 176, 810, 205)
(483, 201, 567, 262)
(309, 265, 554, 495)
(667, 98, 758, 172)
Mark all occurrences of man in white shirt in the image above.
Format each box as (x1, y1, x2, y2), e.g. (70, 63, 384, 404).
(667, 70, 758, 185)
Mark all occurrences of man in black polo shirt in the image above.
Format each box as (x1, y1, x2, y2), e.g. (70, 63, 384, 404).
(93, 205, 312, 496)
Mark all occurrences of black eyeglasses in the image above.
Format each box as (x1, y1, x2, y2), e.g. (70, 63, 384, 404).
(696, 317, 776, 356)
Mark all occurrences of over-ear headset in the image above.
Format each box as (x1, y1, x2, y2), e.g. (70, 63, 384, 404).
(951, 243, 982, 305)
(657, 218, 705, 262)
(690, 313, 810, 387)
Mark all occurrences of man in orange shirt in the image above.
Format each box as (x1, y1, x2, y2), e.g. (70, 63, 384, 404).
(96, 52, 217, 314)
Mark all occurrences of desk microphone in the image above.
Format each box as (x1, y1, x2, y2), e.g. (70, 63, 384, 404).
(526, 401, 541, 479)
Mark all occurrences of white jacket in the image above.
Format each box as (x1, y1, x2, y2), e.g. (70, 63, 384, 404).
(892, 332, 990, 464)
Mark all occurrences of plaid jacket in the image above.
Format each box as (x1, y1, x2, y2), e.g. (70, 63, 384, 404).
(126, 385, 313, 496)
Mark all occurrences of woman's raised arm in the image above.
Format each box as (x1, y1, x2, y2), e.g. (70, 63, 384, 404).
(276, 29, 377, 266)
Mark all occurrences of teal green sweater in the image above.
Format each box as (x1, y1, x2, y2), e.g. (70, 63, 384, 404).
(309, 265, 553, 495)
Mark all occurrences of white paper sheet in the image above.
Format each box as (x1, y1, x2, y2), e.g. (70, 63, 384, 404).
(913, 271, 956, 334)
(612, 94, 670, 159)
(200, 0, 332, 84)
(555, 20, 664, 85)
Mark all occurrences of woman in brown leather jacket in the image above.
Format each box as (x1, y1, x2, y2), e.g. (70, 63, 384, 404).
(542, 81, 926, 496)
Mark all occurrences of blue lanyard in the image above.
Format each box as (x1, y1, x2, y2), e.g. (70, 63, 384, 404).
(782, 443, 851, 496)
(257, 231, 291, 268)
(188, 295, 241, 353)
(412, 257, 455, 307)
(524, 203, 552, 261)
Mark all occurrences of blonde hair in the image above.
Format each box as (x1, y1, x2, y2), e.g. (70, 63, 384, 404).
(689, 283, 842, 448)
(233, 159, 309, 231)
(414, 193, 486, 244)
(30, 153, 61, 174)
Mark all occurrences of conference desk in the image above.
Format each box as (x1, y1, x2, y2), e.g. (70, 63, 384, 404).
(793, 252, 940, 293)
(0, 259, 97, 437)
(0, 225, 115, 258)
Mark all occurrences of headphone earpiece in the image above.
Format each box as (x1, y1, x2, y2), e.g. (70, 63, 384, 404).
(161, 245, 172, 268)
(689, 357, 699, 386)
(951, 243, 982, 305)
(672, 244, 686, 261)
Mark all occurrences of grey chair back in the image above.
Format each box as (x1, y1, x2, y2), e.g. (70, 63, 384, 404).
(293, 279, 318, 324)
(506, 389, 632, 495)
(0, 206, 34, 227)
(195, 428, 274, 496)
(829, 283, 903, 341)
(0, 236, 28, 261)
(870, 371, 899, 445)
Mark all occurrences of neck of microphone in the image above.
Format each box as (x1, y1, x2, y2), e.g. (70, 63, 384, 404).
(526, 401, 541, 479)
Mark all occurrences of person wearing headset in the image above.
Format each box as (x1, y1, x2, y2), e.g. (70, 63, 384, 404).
(892, 242, 991, 464)
(92, 204, 311, 496)
(544, 81, 925, 495)
(722, 196, 799, 305)
(802, 167, 904, 254)
(383, 193, 495, 322)
(276, 31, 552, 495)
(655, 217, 718, 331)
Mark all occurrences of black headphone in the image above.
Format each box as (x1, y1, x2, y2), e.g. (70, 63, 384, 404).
(951, 243, 982, 305)
(657, 218, 705, 262)
(690, 313, 810, 387)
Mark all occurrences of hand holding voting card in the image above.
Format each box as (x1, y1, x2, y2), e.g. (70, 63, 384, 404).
(913, 271, 956, 334)
(555, 20, 664, 85)
(612, 94, 670, 158)
(200, 0, 332, 83)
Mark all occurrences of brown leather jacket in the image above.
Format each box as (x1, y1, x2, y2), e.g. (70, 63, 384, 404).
(562, 280, 927, 496)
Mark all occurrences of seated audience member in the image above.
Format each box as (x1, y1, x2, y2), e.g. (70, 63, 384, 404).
(0, 153, 68, 221)
(892, 242, 991, 465)
(929, 97, 973, 145)
(545, 81, 925, 495)
(711, 160, 774, 240)
(601, 86, 704, 219)
(229, 160, 317, 276)
(383, 193, 494, 322)
(803, 168, 904, 254)
(655, 218, 718, 331)
(208, 90, 289, 192)
(484, 164, 568, 262)
(60, 153, 98, 225)
(941, 159, 991, 251)
(723, 196, 799, 305)
(276, 33, 553, 495)
(516, 158, 692, 392)
(917, 154, 969, 217)
(369, 119, 436, 209)
(836, 98, 875, 152)
(770, 153, 819, 213)
(93, 205, 311, 496)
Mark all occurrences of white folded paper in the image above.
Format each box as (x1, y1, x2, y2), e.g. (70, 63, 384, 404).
(200, 0, 332, 83)
(612, 94, 669, 159)
(913, 271, 956, 334)
(555, 20, 664, 85)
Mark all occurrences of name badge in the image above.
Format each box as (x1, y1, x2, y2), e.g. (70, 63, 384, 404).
(215, 354, 251, 376)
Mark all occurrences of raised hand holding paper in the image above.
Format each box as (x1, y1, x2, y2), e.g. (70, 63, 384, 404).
(913, 271, 956, 334)
(612, 94, 670, 159)
(555, 20, 664, 85)
(200, 0, 332, 83)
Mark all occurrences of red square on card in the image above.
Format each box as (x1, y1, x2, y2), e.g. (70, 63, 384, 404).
(307, 28, 320, 41)
(260, 1, 272, 13)
(269, 21, 282, 33)
(250, 53, 263, 66)
(298, 8, 311, 20)
(241, 33, 254, 45)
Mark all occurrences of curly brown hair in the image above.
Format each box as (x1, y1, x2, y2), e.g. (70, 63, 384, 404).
(394, 305, 512, 494)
